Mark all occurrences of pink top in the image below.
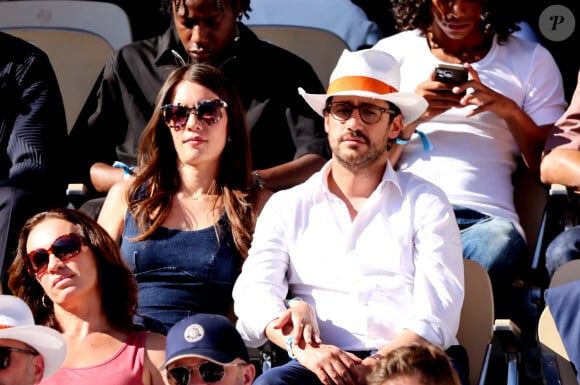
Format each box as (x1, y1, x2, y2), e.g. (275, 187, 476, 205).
(40, 331, 148, 385)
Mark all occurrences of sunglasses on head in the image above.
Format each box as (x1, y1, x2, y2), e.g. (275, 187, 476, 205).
(161, 99, 228, 130)
(167, 361, 245, 385)
(26, 233, 84, 277)
(0, 346, 39, 370)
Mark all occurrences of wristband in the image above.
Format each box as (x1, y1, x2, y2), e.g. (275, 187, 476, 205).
(395, 136, 411, 145)
(113, 161, 136, 180)
(285, 336, 296, 359)
(415, 129, 433, 151)
(395, 130, 414, 145)
(284, 297, 303, 308)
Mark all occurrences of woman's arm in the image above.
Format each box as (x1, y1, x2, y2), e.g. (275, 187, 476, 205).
(97, 179, 130, 243)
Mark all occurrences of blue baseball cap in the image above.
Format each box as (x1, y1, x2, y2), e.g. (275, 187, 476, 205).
(163, 313, 250, 368)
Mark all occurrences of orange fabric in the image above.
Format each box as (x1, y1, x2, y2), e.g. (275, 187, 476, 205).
(327, 76, 398, 95)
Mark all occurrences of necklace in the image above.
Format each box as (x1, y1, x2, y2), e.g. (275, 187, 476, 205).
(181, 180, 216, 200)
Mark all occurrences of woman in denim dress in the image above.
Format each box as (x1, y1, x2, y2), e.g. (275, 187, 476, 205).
(98, 63, 271, 334)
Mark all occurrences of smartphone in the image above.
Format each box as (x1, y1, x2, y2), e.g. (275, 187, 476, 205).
(434, 64, 468, 96)
(434, 64, 468, 85)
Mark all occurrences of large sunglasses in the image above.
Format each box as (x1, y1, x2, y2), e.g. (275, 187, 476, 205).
(161, 99, 228, 130)
(26, 233, 84, 277)
(0, 346, 39, 370)
(167, 362, 245, 385)
(326, 102, 396, 124)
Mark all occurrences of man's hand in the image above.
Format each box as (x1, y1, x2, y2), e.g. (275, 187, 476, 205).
(292, 343, 363, 385)
(270, 300, 322, 345)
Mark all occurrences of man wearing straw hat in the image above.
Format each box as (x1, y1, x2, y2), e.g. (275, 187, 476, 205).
(233, 49, 466, 385)
(0, 294, 66, 385)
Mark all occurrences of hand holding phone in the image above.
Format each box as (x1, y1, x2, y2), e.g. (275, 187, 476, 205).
(434, 64, 468, 95)
(434, 64, 468, 84)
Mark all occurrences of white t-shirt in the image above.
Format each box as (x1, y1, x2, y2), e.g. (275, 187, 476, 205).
(245, 0, 383, 50)
(374, 30, 567, 237)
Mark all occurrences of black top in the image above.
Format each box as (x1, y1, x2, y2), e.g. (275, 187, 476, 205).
(0, 32, 67, 197)
(68, 22, 330, 189)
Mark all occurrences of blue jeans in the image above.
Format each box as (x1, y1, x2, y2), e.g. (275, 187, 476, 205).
(545, 225, 580, 278)
(254, 347, 469, 385)
(453, 205, 527, 318)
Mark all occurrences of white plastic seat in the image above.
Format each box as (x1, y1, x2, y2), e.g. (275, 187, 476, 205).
(458, 259, 495, 385)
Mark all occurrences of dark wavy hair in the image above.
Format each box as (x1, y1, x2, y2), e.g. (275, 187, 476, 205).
(367, 343, 461, 385)
(8, 207, 138, 333)
(128, 63, 256, 259)
(390, 0, 523, 43)
(161, 0, 251, 20)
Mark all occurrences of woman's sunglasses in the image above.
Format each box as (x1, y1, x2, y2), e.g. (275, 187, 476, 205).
(26, 233, 84, 277)
(167, 361, 245, 385)
(161, 99, 228, 130)
(0, 346, 39, 370)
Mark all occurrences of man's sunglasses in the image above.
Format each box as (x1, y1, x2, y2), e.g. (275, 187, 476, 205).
(167, 361, 245, 385)
(0, 346, 39, 370)
(161, 99, 228, 130)
(26, 233, 84, 277)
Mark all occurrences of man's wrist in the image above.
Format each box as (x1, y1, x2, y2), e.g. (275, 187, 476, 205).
(252, 171, 264, 189)
(395, 131, 415, 145)
(285, 336, 296, 359)
(113, 161, 135, 180)
(370, 353, 383, 362)
(284, 297, 303, 308)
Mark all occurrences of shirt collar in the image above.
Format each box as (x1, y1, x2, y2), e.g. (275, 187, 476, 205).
(154, 22, 253, 68)
(317, 159, 403, 197)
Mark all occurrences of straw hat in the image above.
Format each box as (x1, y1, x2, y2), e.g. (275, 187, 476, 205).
(299, 49, 427, 125)
(0, 295, 66, 378)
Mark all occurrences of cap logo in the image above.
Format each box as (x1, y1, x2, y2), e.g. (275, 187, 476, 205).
(327, 76, 398, 95)
(183, 323, 204, 343)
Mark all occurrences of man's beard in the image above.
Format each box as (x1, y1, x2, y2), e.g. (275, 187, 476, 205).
(332, 131, 386, 171)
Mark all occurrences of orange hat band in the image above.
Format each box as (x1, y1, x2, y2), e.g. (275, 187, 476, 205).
(0, 325, 14, 329)
(327, 76, 398, 95)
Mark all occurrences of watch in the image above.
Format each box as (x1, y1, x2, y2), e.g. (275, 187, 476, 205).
(370, 353, 383, 362)
(251, 171, 264, 189)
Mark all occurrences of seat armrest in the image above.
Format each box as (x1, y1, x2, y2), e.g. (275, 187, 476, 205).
(66, 183, 88, 196)
(549, 184, 568, 196)
(494, 319, 522, 385)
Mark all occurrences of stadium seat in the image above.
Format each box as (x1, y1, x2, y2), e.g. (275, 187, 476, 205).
(0, 0, 132, 130)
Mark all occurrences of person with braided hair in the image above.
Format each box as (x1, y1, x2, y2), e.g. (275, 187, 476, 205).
(68, 0, 330, 218)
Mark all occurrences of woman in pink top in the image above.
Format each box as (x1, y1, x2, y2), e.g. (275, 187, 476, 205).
(8, 207, 167, 385)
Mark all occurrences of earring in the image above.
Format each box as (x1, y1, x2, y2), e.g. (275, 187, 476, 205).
(41, 294, 51, 308)
(234, 23, 240, 42)
(479, 11, 493, 34)
(227, 135, 232, 142)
